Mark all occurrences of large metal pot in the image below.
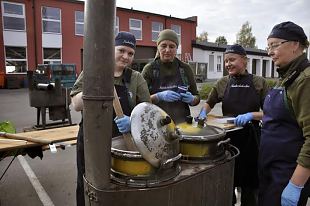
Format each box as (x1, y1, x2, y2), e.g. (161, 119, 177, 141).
(110, 102, 182, 187)
(177, 120, 227, 163)
(111, 136, 154, 176)
(111, 136, 181, 187)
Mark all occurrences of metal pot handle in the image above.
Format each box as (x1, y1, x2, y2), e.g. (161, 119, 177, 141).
(217, 138, 230, 147)
(162, 153, 182, 166)
(226, 144, 240, 161)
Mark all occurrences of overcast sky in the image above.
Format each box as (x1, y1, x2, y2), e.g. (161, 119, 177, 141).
(116, 0, 310, 49)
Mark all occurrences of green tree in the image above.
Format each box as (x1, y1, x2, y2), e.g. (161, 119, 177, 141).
(215, 36, 228, 45)
(236, 21, 257, 48)
(196, 31, 208, 42)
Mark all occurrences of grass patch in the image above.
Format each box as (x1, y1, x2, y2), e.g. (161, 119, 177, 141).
(198, 78, 277, 100)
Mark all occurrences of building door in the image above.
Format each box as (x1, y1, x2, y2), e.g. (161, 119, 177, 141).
(252, 59, 257, 75)
(262, 60, 267, 77)
(209, 55, 214, 73)
(135, 46, 157, 59)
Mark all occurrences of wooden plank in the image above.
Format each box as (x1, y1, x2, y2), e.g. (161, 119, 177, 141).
(0, 125, 79, 152)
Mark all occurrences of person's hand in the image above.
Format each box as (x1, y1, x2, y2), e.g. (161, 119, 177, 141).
(156, 90, 181, 102)
(198, 107, 207, 120)
(114, 115, 131, 133)
(180, 91, 194, 104)
(234, 112, 253, 126)
(281, 181, 303, 206)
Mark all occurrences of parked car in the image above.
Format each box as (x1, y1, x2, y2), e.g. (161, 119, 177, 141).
(36, 64, 77, 88)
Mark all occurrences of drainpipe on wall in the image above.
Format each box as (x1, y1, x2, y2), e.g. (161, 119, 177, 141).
(82, 0, 115, 205)
(307, 30, 310, 59)
(32, 0, 38, 68)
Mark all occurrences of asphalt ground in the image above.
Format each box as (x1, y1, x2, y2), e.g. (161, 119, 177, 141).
(0, 88, 81, 206)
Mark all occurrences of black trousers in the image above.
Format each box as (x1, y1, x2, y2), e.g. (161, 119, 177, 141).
(229, 123, 260, 206)
(76, 123, 85, 206)
(298, 181, 310, 206)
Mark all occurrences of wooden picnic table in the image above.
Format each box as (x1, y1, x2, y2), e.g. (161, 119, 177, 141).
(0, 125, 78, 153)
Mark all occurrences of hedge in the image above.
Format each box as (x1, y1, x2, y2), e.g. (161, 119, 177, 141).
(198, 78, 278, 100)
(199, 82, 214, 100)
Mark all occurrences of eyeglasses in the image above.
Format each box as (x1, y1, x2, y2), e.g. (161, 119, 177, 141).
(266, 40, 290, 52)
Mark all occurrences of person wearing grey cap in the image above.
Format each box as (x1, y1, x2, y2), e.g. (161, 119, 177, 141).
(70, 31, 150, 205)
(141, 29, 200, 123)
(199, 44, 269, 206)
(259, 21, 310, 206)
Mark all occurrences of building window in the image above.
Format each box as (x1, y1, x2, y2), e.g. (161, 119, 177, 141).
(171, 24, 181, 44)
(43, 48, 61, 64)
(42, 6, 61, 34)
(75, 11, 84, 36)
(217, 56, 222, 72)
(129, 18, 142, 40)
(115, 16, 119, 36)
(1, 1, 25, 31)
(5, 46, 27, 74)
(152, 22, 163, 41)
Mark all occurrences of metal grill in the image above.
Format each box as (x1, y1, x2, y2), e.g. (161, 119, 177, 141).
(27, 71, 72, 129)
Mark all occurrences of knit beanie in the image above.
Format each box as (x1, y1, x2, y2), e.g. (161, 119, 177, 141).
(157, 29, 179, 46)
(268, 21, 308, 46)
(115, 31, 136, 49)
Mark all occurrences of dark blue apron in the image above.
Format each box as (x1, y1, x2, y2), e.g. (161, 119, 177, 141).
(258, 87, 307, 206)
(150, 60, 190, 123)
(222, 74, 261, 188)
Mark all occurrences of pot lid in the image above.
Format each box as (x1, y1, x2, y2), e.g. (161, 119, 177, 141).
(177, 121, 226, 141)
(130, 102, 179, 168)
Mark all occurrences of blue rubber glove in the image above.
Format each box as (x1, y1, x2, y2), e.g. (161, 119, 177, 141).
(198, 107, 207, 119)
(281, 181, 303, 206)
(156, 90, 181, 102)
(234, 112, 253, 126)
(114, 115, 131, 133)
(180, 91, 195, 104)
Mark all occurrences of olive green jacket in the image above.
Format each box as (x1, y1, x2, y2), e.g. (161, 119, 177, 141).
(277, 54, 310, 168)
(206, 71, 269, 109)
(70, 68, 151, 107)
(142, 58, 199, 99)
